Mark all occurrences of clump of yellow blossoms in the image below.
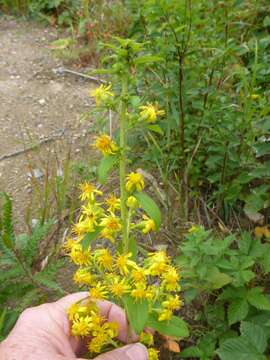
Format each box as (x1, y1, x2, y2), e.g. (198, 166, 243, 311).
(67, 299, 118, 354)
(139, 103, 165, 123)
(65, 182, 182, 357)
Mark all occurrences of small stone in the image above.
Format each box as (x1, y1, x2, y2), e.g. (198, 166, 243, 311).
(38, 98, 46, 106)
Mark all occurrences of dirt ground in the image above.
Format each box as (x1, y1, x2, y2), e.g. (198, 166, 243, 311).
(0, 16, 99, 231)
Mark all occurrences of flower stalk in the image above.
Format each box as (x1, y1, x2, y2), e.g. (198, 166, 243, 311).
(119, 75, 129, 252)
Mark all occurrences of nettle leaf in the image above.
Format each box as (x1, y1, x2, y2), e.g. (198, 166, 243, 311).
(247, 288, 270, 310)
(124, 296, 148, 335)
(134, 192, 161, 229)
(98, 155, 117, 184)
(241, 322, 267, 354)
(217, 337, 266, 360)
(81, 228, 102, 251)
(228, 298, 249, 325)
(208, 267, 232, 289)
(146, 313, 189, 338)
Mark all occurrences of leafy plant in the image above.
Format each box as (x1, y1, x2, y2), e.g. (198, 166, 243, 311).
(0, 193, 64, 339)
(176, 226, 270, 359)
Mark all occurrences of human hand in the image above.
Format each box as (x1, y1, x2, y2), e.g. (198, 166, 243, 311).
(0, 292, 148, 360)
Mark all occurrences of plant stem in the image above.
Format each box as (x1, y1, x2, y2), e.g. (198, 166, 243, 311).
(119, 76, 129, 252)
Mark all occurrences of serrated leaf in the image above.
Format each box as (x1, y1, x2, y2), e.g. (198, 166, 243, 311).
(123, 296, 148, 334)
(228, 298, 249, 325)
(217, 337, 267, 360)
(208, 267, 232, 289)
(147, 313, 189, 338)
(98, 155, 117, 184)
(241, 321, 267, 353)
(134, 192, 161, 229)
(247, 288, 270, 310)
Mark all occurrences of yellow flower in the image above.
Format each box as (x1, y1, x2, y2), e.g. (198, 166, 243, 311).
(147, 251, 169, 276)
(115, 252, 136, 275)
(81, 204, 102, 225)
(95, 249, 113, 271)
(162, 295, 183, 311)
(126, 195, 139, 208)
(88, 334, 106, 353)
(93, 134, 118, 156)
(67, 303, 88, 321)
(110, 277, 130, 297)
(79, 182, 103, 202)
(105, 194, 120, 212)
(100, 214, 122, 232)
(162, 266, 180, 291)
(158, 308, 173, 321)
(63, 238, 78, 253)
(131, 267, 147, 283)
(148, 348, 159, 360)
(73, 268, 94, 285)
(69, 244, 91, 266)
(139, 103, 165, 123)
(71, 314, 93, 336)
(140, 332, 154, 346)
(126, 172, 144, 192)
(90, 84, 114, 106)
(131, 282, 148, 301)
(100, 227, 116, 243)
(90, 282, 108, 300)
(140, 215, 156, 234)
(72, 217, 95, 236)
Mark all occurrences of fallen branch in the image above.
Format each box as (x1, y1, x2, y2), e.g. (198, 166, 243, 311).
(0, 129, 66, 162)
(54, 67, 107, 84)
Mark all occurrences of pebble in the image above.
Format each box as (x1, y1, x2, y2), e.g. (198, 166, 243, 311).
(38, 98, 46, 106)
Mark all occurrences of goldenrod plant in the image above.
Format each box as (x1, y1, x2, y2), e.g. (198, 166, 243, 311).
(64, 38, 188, 359)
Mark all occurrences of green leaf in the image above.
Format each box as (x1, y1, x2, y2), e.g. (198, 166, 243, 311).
(247, 288, 270, 310)
(146, 313, 189, 338)
(228, 298, 249, 325)
(98, 155, 117, 184)
(134, 55, 163, 65)
(81, 227, 102, 251)
(208, 267, 232, 289)
(181, 346, 202, 358)
(147, 124, 164, 135)
(241, 322, 267, 353)
(217, 337, 267, 360)
(134, 192, 161, 229)
(123, 296, 148, 335)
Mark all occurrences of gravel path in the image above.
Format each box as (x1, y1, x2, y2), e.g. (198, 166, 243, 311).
(0, 17, 97, 230)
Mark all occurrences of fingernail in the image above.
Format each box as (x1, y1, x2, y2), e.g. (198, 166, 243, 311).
(125, 343, 148, 360)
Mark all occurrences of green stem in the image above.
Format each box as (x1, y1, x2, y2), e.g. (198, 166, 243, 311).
(119, 76, 129, 252)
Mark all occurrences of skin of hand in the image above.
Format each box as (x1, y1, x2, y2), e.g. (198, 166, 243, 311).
(0, 292, 148, 360)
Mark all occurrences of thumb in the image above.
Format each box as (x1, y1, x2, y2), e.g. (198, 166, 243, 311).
(92, 343, 148, 360)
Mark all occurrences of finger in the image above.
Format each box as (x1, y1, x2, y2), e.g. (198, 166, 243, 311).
(93, 343, 148, 360)
(55, 292, 89, 310)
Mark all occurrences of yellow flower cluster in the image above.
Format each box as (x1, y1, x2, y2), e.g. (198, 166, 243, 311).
(67, 300, 118, 354)
(69, 179, 152, 245)
(66, 239, 182, 322)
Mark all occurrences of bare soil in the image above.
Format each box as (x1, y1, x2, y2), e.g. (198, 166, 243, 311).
(0, 16, 98, 231)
